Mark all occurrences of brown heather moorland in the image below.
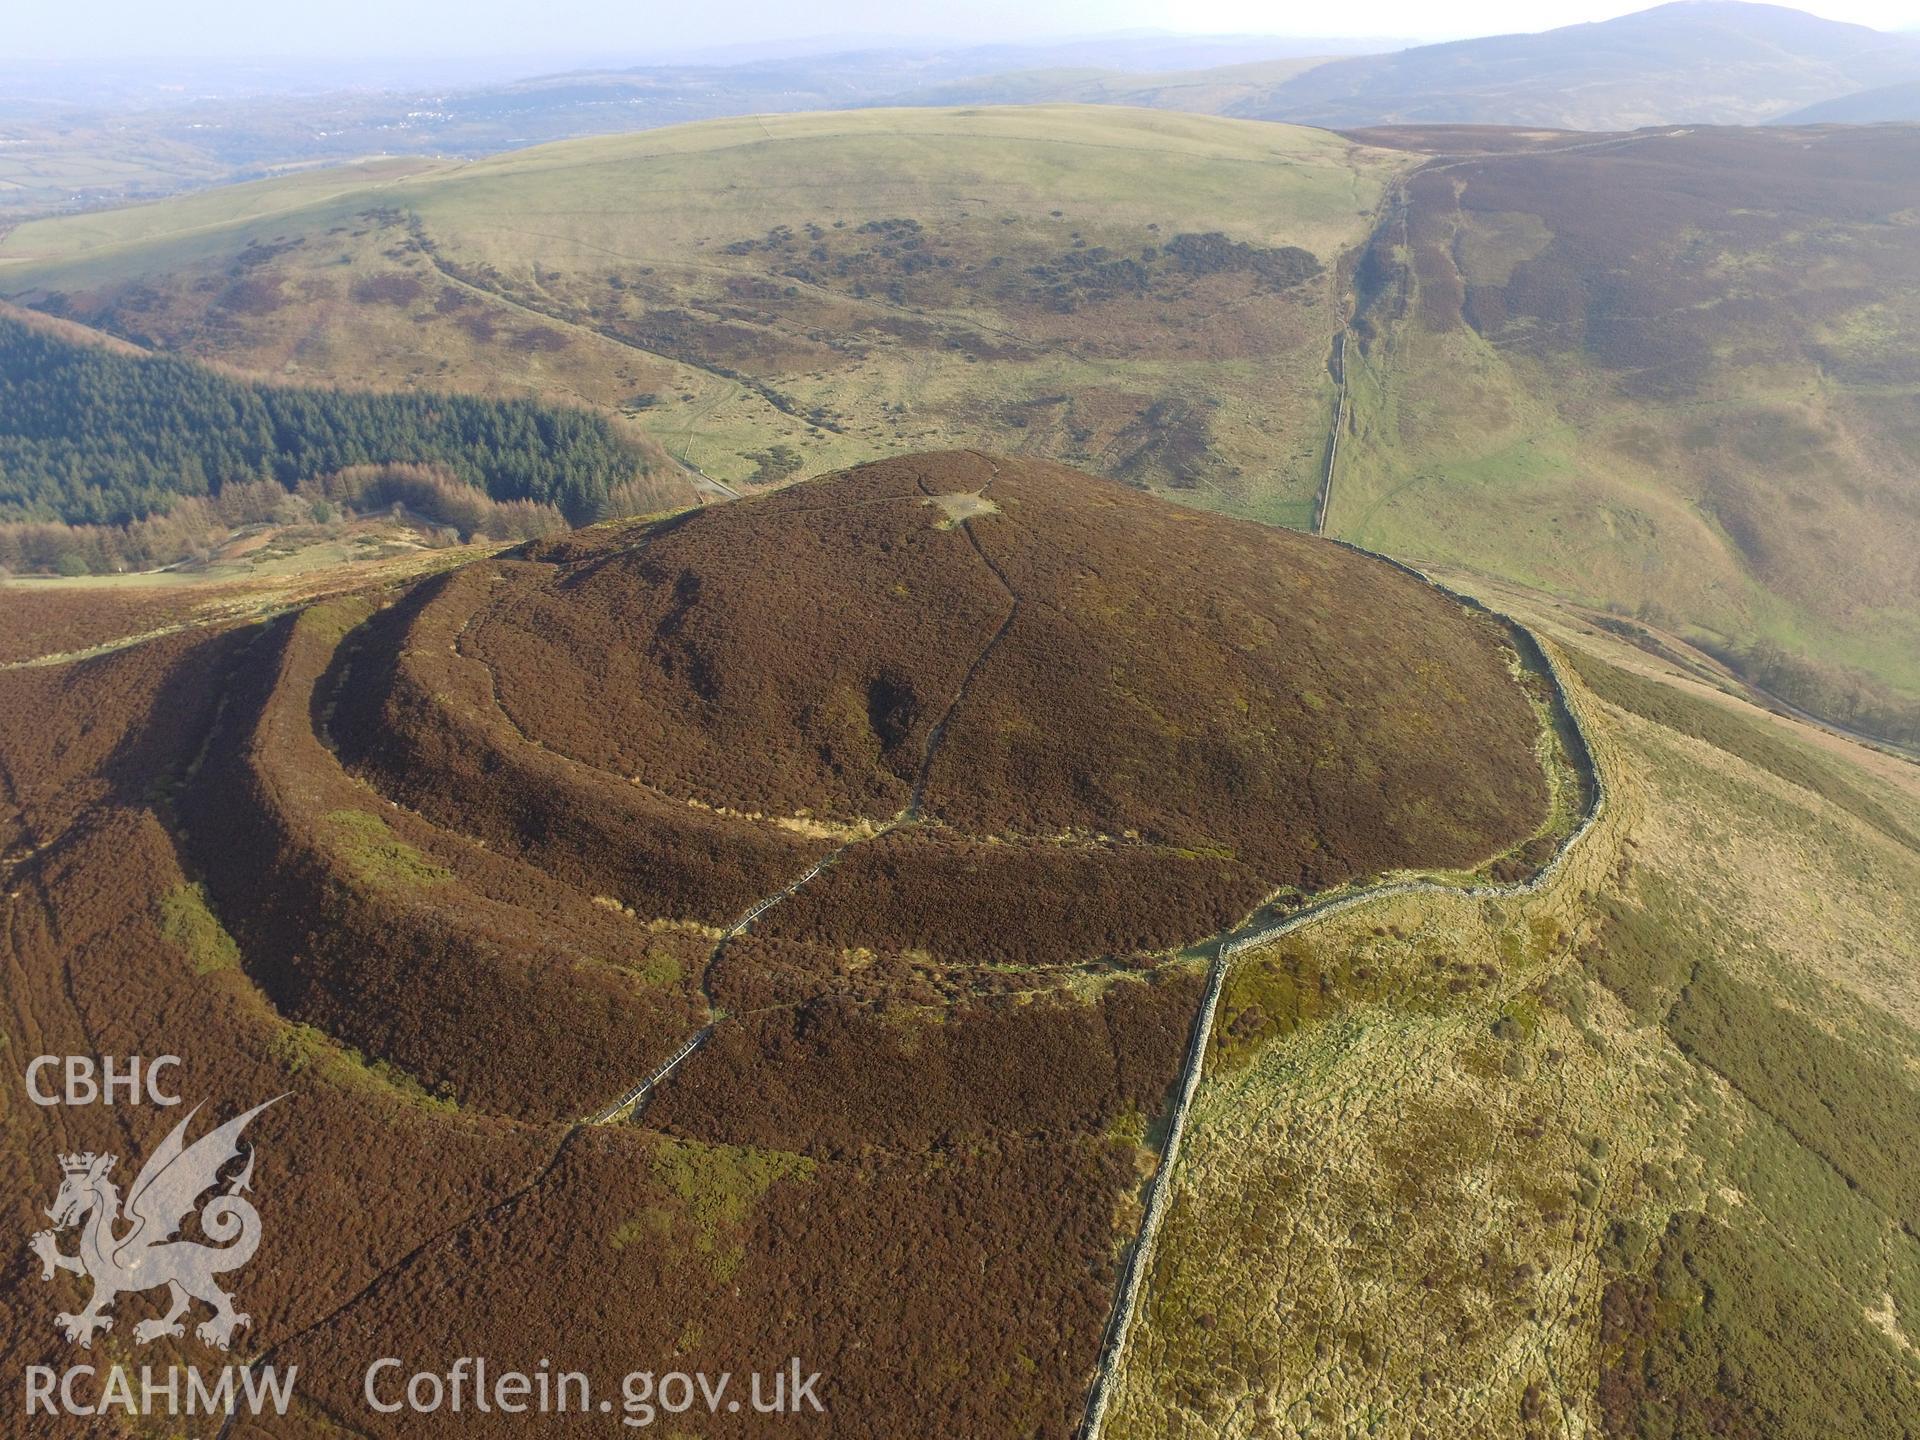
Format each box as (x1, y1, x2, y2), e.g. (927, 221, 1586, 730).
(0, 452, 1560, 1436)
(461, 452, 1549, 958)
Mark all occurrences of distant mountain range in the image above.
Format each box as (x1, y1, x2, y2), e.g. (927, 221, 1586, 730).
(1236, 2, 1920, 130)
(0, 35, 1375, 219)
(5, 3, 1920, 223)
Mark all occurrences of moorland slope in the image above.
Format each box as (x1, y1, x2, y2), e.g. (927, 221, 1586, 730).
(328, 452, 1555, 972)
(0, 451, 1559, 1438)
(4, 452, 1915, 1438)
(1333, 122, 1920, 744)
(1104, 577, 1920, 1440)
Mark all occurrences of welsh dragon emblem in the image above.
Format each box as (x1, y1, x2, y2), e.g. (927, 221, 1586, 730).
(29, 1098, 282, 1350)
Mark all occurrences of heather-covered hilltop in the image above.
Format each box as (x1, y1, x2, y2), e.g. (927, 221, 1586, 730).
(2, 451, 1562, 1437)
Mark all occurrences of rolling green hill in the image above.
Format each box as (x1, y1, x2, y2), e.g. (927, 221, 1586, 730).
(0, 106, 1405, 527)
(0, 38, 1362, 222)
(8, 4, 1914, 229)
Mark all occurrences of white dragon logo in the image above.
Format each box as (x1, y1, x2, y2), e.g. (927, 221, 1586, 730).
(28, 1098, 282, 1350)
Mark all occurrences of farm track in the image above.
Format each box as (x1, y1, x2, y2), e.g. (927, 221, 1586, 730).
(1076, 565, 1608, 1440)
(0, 602, 311, 671)
(1733, 671, 1920, 764)
(680, 452, 743, 500)
(1413, 126, 1692, 179)
(409, 216, 841, 438)
(409, 225, 789, 424)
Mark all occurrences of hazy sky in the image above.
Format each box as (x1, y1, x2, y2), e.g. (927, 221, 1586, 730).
(12, 0, 1920, 61)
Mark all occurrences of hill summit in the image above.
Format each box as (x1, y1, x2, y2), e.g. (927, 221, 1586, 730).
(468, 451, 1546, 879)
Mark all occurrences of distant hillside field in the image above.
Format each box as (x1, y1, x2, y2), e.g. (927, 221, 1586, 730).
(880, 5, 1920, 132)
(7, 3, 1919, 228)
(0, 36, 1372, 221)
(0, 106, 1406, 527)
